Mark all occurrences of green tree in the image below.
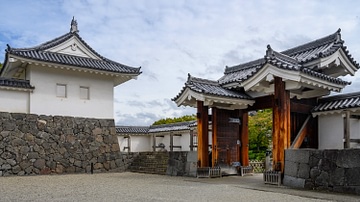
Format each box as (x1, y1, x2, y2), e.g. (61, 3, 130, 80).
(152, 114, 196, 125)
(248, 109, 272, 160)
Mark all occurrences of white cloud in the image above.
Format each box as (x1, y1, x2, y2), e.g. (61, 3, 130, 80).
(1, 0, 360, 125)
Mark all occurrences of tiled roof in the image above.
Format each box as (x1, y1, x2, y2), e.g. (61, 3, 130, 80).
(149, 121, 196, 133)
(0, 77, 34, 89)
(312, 92, 360, 113)
(173, 74, 252, 101)
(282, 29, 358, 68)
(219, 44, 351, 86)
(116, 121, 197, 135)
(219, 29, 358, 86)
(116, 126, 150, 135)
(3, 31, 141, 75)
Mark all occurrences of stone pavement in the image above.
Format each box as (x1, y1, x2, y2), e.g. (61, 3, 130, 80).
(0, 172, 359, 202)
(190, 173, 359, 202)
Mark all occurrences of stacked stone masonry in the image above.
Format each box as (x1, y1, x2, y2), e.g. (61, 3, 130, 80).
(129, 152, 169, 175)
(0, 112, 135, 176)
(284, 149, 360, 195)
(129, 151, 197, 177)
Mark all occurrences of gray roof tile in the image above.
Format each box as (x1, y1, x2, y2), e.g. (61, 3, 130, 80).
(313, 92, 360, 113)
(0, 77, 34, 89)
(116, 126, 149, 135)
(3, 31, 141, 75)
(116, 121, 197, 135)
(149, 121, 196, 133)
(173, 74, 253, 101)
(219, 43, 351, 86)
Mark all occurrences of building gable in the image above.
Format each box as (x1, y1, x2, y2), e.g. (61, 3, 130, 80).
(0, 18, 141, 86)
(46, 36, 101, 60)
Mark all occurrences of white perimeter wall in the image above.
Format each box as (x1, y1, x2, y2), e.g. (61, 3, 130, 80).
(131, 136, 152, 152)
(118, 131, 213, 152)
(319, 113, 360, 149)
(350, 118, 360, 148)
(117, 136, 129, 152)
(28, 65, 114, 118)
(318, 114, 343, 149)
(117, 135, 152, 152)
(153, 131, 212, 152)
(0, 89, 29, 113)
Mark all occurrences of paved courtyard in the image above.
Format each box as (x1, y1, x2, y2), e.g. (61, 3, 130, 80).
(0, 172, 358, 202)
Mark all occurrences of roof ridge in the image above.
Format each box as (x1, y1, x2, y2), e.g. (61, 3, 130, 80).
(9, 49, 141, 73)
(116, 125, 150, 128)
(224, 58, 265, 74)
(187, 74, 219, 85)
(6, 20, 141, 71)
(7, 32, 73, 52)
(150, 120, 196, 129)
(320, 91, 360, 102)
(281, 29, 343, 56)
(265, 45, 300, 65)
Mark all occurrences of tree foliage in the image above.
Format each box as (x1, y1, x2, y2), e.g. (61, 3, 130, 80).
(152, 114, 196, 125)
(248, 109, 272, 160)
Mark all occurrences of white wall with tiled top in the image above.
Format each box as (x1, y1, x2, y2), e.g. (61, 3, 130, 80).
(28, 65, 114, 119)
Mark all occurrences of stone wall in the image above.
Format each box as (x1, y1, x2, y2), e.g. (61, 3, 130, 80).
(284, 149, 360, 195)
(0, 112, 135, 176)
(167, 151, 197, 177)
(129, 151, 197, 177)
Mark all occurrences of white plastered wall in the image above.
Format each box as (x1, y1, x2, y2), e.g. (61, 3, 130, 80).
(0, 89, 29, 113)
(179, 133, 191, 151)
(117, 136, 129, 152)
(318, 113, 344, 149)
(28, 65, 114, 118)
(350, 118, 360, 148)
(131, 136, 152, 152)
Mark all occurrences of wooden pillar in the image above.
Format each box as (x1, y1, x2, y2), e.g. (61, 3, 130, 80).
(272, 77, 291, 172)
(212, 107, 218, 167)
(170, 132, 173, 152)
(152, 134, 156, 152)
(197, 101, 209, 167)
(127, 136, 131, 152)
(344, 111, 351, 148)
(240, 111, 249, 166)
(190, 129, 194, 151)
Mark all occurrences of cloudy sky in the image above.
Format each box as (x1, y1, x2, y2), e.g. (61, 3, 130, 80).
(1, 0, 360, 126)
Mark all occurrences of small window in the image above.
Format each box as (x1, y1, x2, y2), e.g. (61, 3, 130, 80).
(80, 86, 90, 100)
(56, 84, 67, 98)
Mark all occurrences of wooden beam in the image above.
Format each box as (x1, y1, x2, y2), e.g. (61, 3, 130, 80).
(197, 101, 209, 167)
(272, 77, 290, 172)
(290, 115, 311, 149)
(240, 111, 249, 166)
(290, 102, 314, 114)
(248, 95, 274, 110)
(212, 107, 218, 167)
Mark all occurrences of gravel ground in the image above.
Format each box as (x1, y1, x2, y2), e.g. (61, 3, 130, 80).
(0, 172, 358, 202)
